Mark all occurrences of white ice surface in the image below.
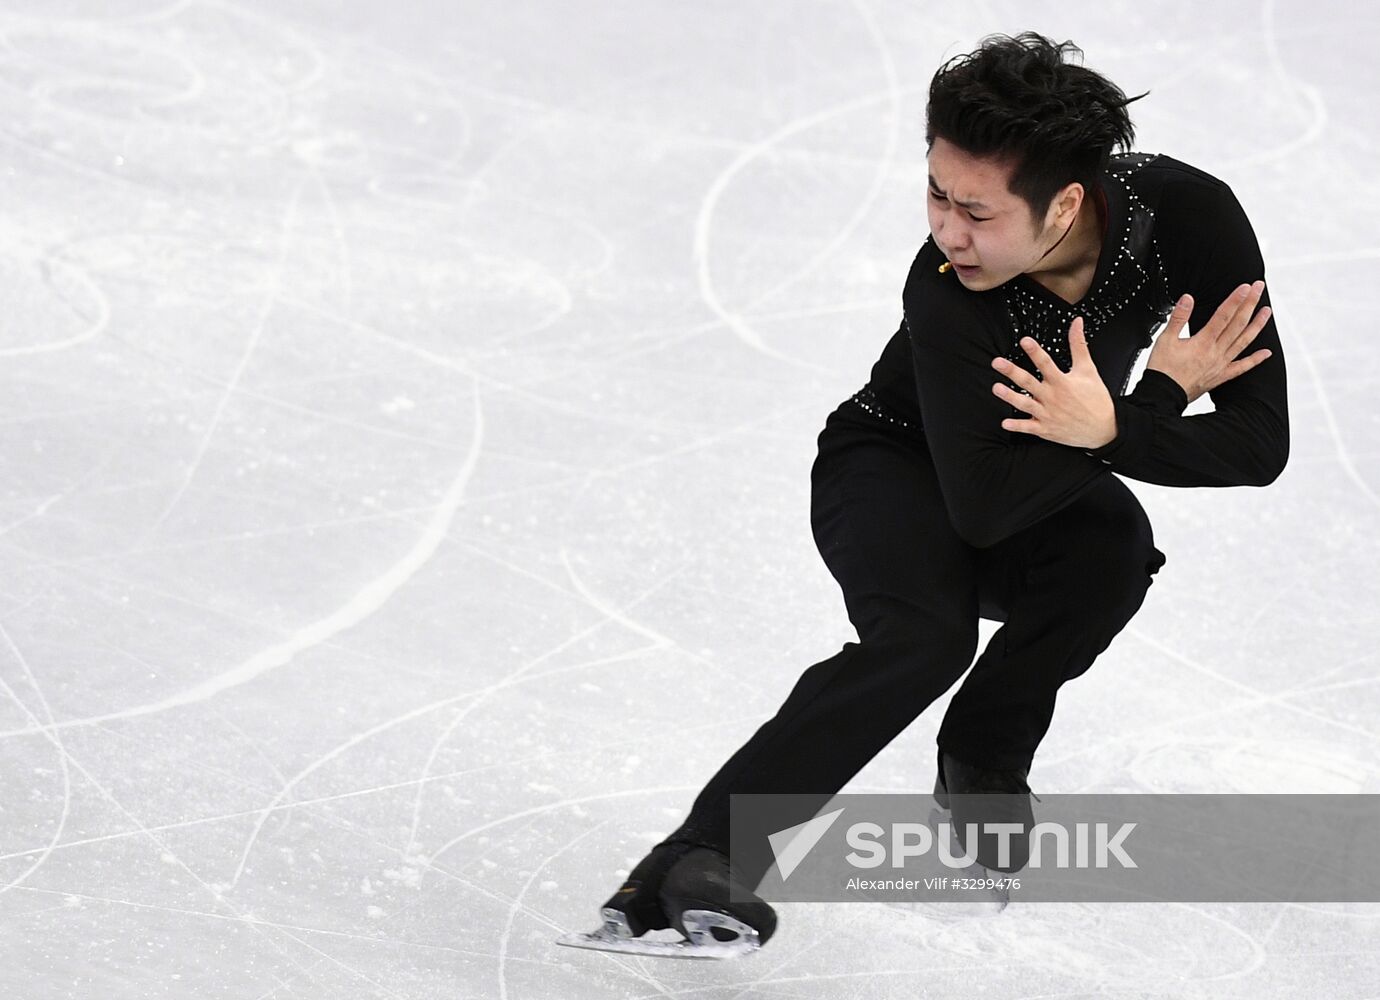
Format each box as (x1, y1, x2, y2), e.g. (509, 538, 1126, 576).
(0, 1, 1377, 997)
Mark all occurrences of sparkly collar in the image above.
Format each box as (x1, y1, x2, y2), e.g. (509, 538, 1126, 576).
(994, 152, 1168, 373)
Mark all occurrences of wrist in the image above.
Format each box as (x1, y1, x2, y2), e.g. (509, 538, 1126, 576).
(1145, 366, 1192, 406)
(1092, 408, 1118, 449)
(1139, 368, 1192, 412)
(1084, 396, 1153, 467)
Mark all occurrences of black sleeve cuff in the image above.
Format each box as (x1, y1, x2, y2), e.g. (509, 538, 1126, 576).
(1083, 369, 1189, 467)
(1133, 367, 1191, 414)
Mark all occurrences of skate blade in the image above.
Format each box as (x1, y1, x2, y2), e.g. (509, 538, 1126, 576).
(556, 907, 761, 960)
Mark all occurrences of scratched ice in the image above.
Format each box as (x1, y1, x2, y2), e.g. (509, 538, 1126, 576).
(0, 1, 1376, 997)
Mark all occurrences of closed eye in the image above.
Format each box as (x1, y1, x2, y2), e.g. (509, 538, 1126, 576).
(929, 188, 991, 222)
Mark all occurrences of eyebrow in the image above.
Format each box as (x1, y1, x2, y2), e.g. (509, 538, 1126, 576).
(928, 174, 990, 211)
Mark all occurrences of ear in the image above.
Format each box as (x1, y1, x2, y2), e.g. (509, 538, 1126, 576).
(1052, 181, 1085, 224)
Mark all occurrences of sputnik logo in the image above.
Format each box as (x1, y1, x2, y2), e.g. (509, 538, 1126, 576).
(768, 808, 846, 881)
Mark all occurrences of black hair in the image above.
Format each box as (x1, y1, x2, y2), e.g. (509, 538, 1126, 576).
(925, 32, 1147, 228)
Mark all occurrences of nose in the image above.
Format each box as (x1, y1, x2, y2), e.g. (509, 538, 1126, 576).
(934, 218, 967, 253)
(939, 235, 969, 260)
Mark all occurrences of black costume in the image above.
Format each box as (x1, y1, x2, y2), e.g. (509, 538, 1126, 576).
(656, 152, 1290, 887)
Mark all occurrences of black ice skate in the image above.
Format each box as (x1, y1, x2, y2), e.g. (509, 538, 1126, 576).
(920, 749, 1038, 912)
(557, 841, 777, 959)
(933, 748, 1037, 871)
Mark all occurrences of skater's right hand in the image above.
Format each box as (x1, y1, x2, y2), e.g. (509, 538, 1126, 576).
(1144, 281, 1274, 405)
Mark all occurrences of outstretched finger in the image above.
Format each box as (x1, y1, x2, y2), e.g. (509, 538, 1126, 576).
(1164, 294, 1194, 338)
(1225, 304, 1273, 357)
(1226, 281, 1266, 334)
(1219, 347, 1275, 385)
(992, 356, 1041, 394)
(1000, 415, 1041, 434)
(1068, 316, 1094, 368)
(1201, 283, 1255, 341)
(1017, 336, 1060, 379)
(1219, 281, 1265, 341)
(993, 381, 1038, 414)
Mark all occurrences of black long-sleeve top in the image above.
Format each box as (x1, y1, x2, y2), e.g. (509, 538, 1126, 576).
(850, 152, 1290, 549)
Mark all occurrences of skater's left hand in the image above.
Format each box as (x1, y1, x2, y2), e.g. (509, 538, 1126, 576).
(989, 317, 1117, 450)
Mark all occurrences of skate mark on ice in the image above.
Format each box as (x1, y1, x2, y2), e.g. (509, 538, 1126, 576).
(738, 0, 902, 315)
(0, 712, 711, 865)
(403, 549, 691, 853)
(0, 884, 497, 957)
(1218, 0, 1327, 171)
(140, 175, 308, 541)
(1127, 624, 1375, 740)
(224, 636, 502, 888)
(426, 786, 700, 866)
(1042, 644, 1380, 781)
(0, 248, 110, 359)
(279, 294, 647, 437)
(1, 378, 484, 745)
(0, 693, 326, 987)
(692, 63, 927, 373)
(1285, 276, 1380, 512)
(1167, 901, 1268, 982)
(232, 640, 709, 891)
(0, 620, 73, 896)
(501, 821, 676, 1000)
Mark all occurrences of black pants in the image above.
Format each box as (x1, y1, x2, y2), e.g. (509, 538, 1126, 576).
(657, 401, 1167, 886)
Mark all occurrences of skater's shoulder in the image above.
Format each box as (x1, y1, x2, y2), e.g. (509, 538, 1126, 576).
(1107, 152, 1260, 258)
(1118, 151, 1238, 201)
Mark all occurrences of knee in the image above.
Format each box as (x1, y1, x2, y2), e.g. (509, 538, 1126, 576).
(1069, 510, 1165, 605)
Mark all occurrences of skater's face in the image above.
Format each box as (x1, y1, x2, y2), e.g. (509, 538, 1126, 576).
(926, 136, 1083, 291)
